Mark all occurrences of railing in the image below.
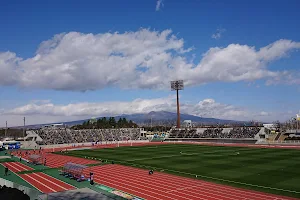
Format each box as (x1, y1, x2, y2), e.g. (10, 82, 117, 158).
(280, 140, 300, 143)
(40, 140, 149, 149)
(165, 138, 257, 144)
(261, 140, 300, 145)
(0, 177, 41, 200)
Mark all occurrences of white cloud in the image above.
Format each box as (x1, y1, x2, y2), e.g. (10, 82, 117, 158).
(211, 28, 226, 39)
(266, 70, 300, 85)
(0, 52, 20, 85)
(258, 111, 270, 116)
(30, 100, 52, 104)
(156, 0, 164, 11)
(1, 96, 294, 127)
(0, 29, 300, 91)
(4, 96, 175, 117)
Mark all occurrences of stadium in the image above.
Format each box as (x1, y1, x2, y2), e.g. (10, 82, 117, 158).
(2, 0, 300, 198)
(1, 82, 300, 200)
(1, 109, 300, 200)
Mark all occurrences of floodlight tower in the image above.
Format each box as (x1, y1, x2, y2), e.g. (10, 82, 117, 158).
(5, 121, 7, 137)
(171, 80, 184, 128)
(23, 117, 26, 138)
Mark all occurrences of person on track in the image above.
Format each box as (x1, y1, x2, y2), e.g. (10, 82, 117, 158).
(4, 166, 8, 176)
(149, 170, 154, 175)
(90, 172, 94, 185)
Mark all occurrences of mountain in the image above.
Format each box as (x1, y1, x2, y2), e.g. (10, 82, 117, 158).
(116, 111, 242, 125)
(12, 111, 246, 129)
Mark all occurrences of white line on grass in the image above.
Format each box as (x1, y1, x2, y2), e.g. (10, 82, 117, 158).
(126, 150, 240, 162)
(126, 153, 201, 162)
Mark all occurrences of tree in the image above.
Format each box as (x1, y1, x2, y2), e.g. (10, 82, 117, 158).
(117, 118, 122, 128)
(109, 117, 117, 128)
(102, 117, 108, 128)
(74, 117, 138, 129)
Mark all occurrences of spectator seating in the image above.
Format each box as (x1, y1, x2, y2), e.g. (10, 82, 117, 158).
(168, 127, 261, 139)
(35, 128, 142, 145)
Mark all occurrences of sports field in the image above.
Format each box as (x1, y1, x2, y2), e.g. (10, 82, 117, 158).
(62, 143, 300, 198)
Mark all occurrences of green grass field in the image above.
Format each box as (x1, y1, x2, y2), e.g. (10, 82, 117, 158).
(59, 144, 300, 198)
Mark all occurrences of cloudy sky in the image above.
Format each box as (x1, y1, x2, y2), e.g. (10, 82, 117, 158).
(0, 0, 299, 127)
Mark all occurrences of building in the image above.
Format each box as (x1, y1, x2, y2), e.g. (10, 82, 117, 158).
(43, 123, 64, 128)
(263, 124, 276, 130)
(183, 120, 192, 128)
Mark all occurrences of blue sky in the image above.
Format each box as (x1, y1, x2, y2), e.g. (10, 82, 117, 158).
(0, 0, 300, 127)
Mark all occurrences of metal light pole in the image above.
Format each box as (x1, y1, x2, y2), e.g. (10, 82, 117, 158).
(23, 117, 26, 138)
(296, 114, 300, 134)
(5, 121, 7, 137)
(171, 80, 184, 128)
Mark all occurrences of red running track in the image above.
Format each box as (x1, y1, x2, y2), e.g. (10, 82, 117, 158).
(20, 172, 75, 193)
(38, 153, 99, 168)
(1, 162, 33, 173)
(85, 164, 298, 200)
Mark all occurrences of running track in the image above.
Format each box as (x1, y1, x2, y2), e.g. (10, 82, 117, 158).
(85, 164, 298, 200)
(20, 172, 75, 193)
(2, 162, 33, 172)
(39, 153, 99, 168)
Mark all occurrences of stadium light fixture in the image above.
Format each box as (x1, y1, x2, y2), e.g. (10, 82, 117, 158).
(170, 80, 184, 128)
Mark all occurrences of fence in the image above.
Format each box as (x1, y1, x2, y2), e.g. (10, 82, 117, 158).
(40, 140, 149, 149)
(0, 177, 41, 199)
(266, 140, 300, 145)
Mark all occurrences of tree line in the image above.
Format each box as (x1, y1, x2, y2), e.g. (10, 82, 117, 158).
(72, 117, 138, 129)
(0, 128, 23, 139)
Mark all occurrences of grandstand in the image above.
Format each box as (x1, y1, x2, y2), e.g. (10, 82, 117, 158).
(168, 127, 261, 139)
(33, 128, 146, 145)
(25, 126, 266, 146)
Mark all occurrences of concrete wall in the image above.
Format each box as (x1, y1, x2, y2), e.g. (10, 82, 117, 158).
(165, 138, 257, 144)
(39, 140, 150, 149)
(256, 140, 300, 145)
(20, 141, 38, 149)
(0, 177, 41, 199)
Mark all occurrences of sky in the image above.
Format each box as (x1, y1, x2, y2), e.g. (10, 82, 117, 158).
(0, 0, 300, 127)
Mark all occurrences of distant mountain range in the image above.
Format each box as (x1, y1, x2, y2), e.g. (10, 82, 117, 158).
(9, 111, 249, 129)
(117, 111, 243, 125)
